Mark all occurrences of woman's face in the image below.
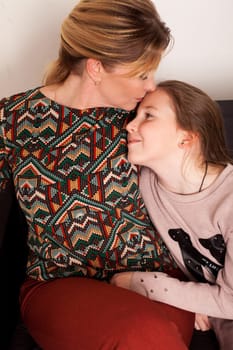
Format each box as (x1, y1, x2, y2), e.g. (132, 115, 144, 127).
(126, 88, 182, 166)
(99, 64, 156, 111)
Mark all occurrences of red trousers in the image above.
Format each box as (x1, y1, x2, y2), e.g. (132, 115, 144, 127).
(20, 277, 194, 350)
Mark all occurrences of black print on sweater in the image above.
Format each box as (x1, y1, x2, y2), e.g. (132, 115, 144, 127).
(168, 229, 224, 283)
(199, 234, 226, 265)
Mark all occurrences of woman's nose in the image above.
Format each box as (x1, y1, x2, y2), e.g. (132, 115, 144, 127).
(144, 77, 156, 92)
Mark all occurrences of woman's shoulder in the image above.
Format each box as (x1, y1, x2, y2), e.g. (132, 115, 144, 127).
(0, 86, 42, 113)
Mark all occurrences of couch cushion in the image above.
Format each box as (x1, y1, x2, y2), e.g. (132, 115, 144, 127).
(217, 100, 233, 155)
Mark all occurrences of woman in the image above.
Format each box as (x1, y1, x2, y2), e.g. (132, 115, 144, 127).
(0, 2, 194, 349)
(112, 80, 233, 349)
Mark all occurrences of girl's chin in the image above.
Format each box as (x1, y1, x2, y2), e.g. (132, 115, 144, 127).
(127, 155, 141, 166)
(127, 158, 134, 165)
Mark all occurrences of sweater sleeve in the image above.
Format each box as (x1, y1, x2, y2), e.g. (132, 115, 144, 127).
(129, 201, 233, 319)
(0, 99, 14, 249)
(130, 255, 233, 319)
(0, 98, 12, 182)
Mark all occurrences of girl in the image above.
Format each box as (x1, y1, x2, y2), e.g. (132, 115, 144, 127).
(112, 80, 233, 349)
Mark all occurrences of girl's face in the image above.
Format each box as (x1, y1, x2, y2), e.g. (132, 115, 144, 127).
(98, 64, 156, 111)
(126, 88, 183, 166)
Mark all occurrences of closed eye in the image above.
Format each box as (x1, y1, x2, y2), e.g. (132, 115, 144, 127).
(139, 73, 148, 80)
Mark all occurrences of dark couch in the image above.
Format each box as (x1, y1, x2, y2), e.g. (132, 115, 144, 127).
(218, 100, 233, 155)
(0, 100, 232, 350)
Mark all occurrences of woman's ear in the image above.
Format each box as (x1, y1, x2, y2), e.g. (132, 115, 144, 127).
(86, 58, 103, 85)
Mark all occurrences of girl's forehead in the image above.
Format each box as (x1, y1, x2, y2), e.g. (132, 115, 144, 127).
(139, 91, 177, 120)
(141, 89, 170, 107)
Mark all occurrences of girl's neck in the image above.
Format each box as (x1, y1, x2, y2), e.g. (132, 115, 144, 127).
(153, 160, 224, 195)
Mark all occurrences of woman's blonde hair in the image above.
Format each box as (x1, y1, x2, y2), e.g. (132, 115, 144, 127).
(44, 0, 172, 85)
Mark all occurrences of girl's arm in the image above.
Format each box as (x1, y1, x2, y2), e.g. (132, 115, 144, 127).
(111, 233, 233, 320)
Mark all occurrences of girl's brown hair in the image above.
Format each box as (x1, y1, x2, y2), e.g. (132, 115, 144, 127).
(157, 80, 232, 165)
(44, 0, 172, 84)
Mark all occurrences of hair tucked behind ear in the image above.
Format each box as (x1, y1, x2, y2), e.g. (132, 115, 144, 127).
(157, 80, 233, 165)
(43, 0, 172, 85)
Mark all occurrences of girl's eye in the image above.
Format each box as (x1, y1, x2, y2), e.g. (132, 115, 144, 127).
(145, 112, 153, 119)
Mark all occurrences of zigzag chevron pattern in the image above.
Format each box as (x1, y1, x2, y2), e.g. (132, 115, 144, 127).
(0, 88, 176, 281)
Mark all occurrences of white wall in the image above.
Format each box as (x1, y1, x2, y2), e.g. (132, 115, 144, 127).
(0, 0, 233, 100)
(154, 0, 233, 99)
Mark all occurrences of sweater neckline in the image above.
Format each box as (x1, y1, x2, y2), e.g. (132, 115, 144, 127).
(34, 87, 132, 115)
(152, 163, 233, 204)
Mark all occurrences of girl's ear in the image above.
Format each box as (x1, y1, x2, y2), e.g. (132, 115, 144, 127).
(178, 131, 198, 148)
(86, 58, 103, 85)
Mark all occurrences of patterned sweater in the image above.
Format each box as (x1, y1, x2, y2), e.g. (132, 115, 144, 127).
(0, 88, 175, 281)
(130, 165, 233, 319)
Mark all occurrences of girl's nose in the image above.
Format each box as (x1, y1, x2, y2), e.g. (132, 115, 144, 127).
(126, 120, 137, 133)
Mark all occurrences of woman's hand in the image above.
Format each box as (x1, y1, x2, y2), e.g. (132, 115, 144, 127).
(195, 313, 211, 331)
(110, 272, 134, 290)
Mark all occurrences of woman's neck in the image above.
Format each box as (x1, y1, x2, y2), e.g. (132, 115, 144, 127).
(41, 73, 104, 110)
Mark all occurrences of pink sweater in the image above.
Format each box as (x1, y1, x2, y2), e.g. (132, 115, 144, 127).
(130, 164, 233, 319)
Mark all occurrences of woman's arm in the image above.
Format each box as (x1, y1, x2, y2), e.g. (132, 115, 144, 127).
(0, 98, 13, 248)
